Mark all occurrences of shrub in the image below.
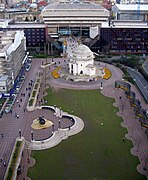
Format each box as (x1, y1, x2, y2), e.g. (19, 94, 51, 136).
(37, 79, 40, 83)
(34, 54, 48, 58)
(32, 91, 37, 98)
(29, 99, 34, 106)
(6, 141, 22, 180)
(34, 83, 39, 90)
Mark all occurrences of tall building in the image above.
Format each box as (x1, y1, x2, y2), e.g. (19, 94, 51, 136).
(0, 30, 26, 93)
(41, 0, 110, 37)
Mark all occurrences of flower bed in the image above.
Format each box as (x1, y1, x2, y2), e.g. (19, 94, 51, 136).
(32, 91, 37, 98)
(27, 76, 41, 111)
(34, 83, 39, 90)
(51, 67, 61, 79)
(29, 99, 34, 106)
(103, 68, 112, 80)
(5, 139, 24, 180)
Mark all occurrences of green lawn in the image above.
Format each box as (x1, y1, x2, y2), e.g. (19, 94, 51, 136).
(28, 88, 145, 180)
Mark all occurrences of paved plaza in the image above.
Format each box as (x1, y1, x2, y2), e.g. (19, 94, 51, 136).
(0, 56, 147, 179)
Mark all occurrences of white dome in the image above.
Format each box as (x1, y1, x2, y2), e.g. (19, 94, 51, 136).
(30, 3, 37, 8)
(72, 44, 93, 59)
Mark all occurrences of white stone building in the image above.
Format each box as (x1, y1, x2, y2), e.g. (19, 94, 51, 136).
(0, 30, 26, 93)
(69, 44, 103, 77)
(112, 4, 148, 21)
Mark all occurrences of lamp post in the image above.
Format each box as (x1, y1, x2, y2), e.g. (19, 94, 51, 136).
(54, 105, 57, 115)
(31, 131, 33, 141)
(19, 129, 21, 139)
(52, 124, 54, 133)
(59, 120, 61, 129)
(60, 107, 62, 117)
(100, 81, 103, 89)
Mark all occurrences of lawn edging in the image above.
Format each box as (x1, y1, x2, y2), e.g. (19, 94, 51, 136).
(4, 137, 25, 180)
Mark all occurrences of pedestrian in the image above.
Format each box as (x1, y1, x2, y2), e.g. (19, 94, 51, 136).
(1, 134, 3, 138)
(26, 88, 28, 91)
(23, 108, 26, 112)
(122, 138, 125, 142)
(17, 114, 19, 119)
(3, 161, 6, 167)
(16, 100, 19, 103)
(0, 158, 3, 162)
(15, 113, 17, 117)
(18, 104, 21, 107)
(37, 94, 39, 99)
(20, 99, 22, 102)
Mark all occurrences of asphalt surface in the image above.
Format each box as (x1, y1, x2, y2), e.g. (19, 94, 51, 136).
(127, 67, 148, 103)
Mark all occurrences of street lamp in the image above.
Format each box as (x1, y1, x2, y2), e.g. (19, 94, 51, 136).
(19, 129, 21, 139)
(100, 81, 103, 89)
(59, 120, 61, 129)
(52, 124, 54, 133)
(60, 107, 62, 117)
(31, 131, 33, 141)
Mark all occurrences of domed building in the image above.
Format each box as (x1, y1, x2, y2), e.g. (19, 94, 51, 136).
(69, 44, 103, 77)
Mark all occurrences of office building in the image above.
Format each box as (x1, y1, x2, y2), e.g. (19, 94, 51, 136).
(0, 30, 26, 93)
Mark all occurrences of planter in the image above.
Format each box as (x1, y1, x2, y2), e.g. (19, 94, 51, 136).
(4, 138, 25, 180)
(27, 77, 41, 111)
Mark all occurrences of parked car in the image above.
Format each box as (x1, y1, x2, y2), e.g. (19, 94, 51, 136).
(25, 64, 31, 71)
(27, 58, 32, 63)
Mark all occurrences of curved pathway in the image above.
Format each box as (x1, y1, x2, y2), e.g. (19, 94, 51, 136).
(24, 106, 84, 150)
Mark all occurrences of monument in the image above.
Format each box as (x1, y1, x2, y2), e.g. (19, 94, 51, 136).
(68, 44, 104, 80)
(31, 116, 53, 130)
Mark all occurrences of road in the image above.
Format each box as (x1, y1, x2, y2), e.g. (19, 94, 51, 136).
(126, 67, 148, 103)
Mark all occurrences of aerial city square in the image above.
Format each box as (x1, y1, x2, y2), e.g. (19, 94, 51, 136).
(0, 0, 148, 179)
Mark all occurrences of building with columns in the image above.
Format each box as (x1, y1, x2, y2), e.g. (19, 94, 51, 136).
(69, 44, 103, 77)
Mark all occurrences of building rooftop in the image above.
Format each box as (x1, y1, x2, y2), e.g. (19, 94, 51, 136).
(0, 75, 8, 81)
(0, 31, 16, 53)
(8, 22, 46, 29)
(113, 4, 148, 11)
(43, 0, 107, 11)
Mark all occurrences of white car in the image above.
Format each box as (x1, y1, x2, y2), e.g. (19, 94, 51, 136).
(25, 64, 31, 71)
